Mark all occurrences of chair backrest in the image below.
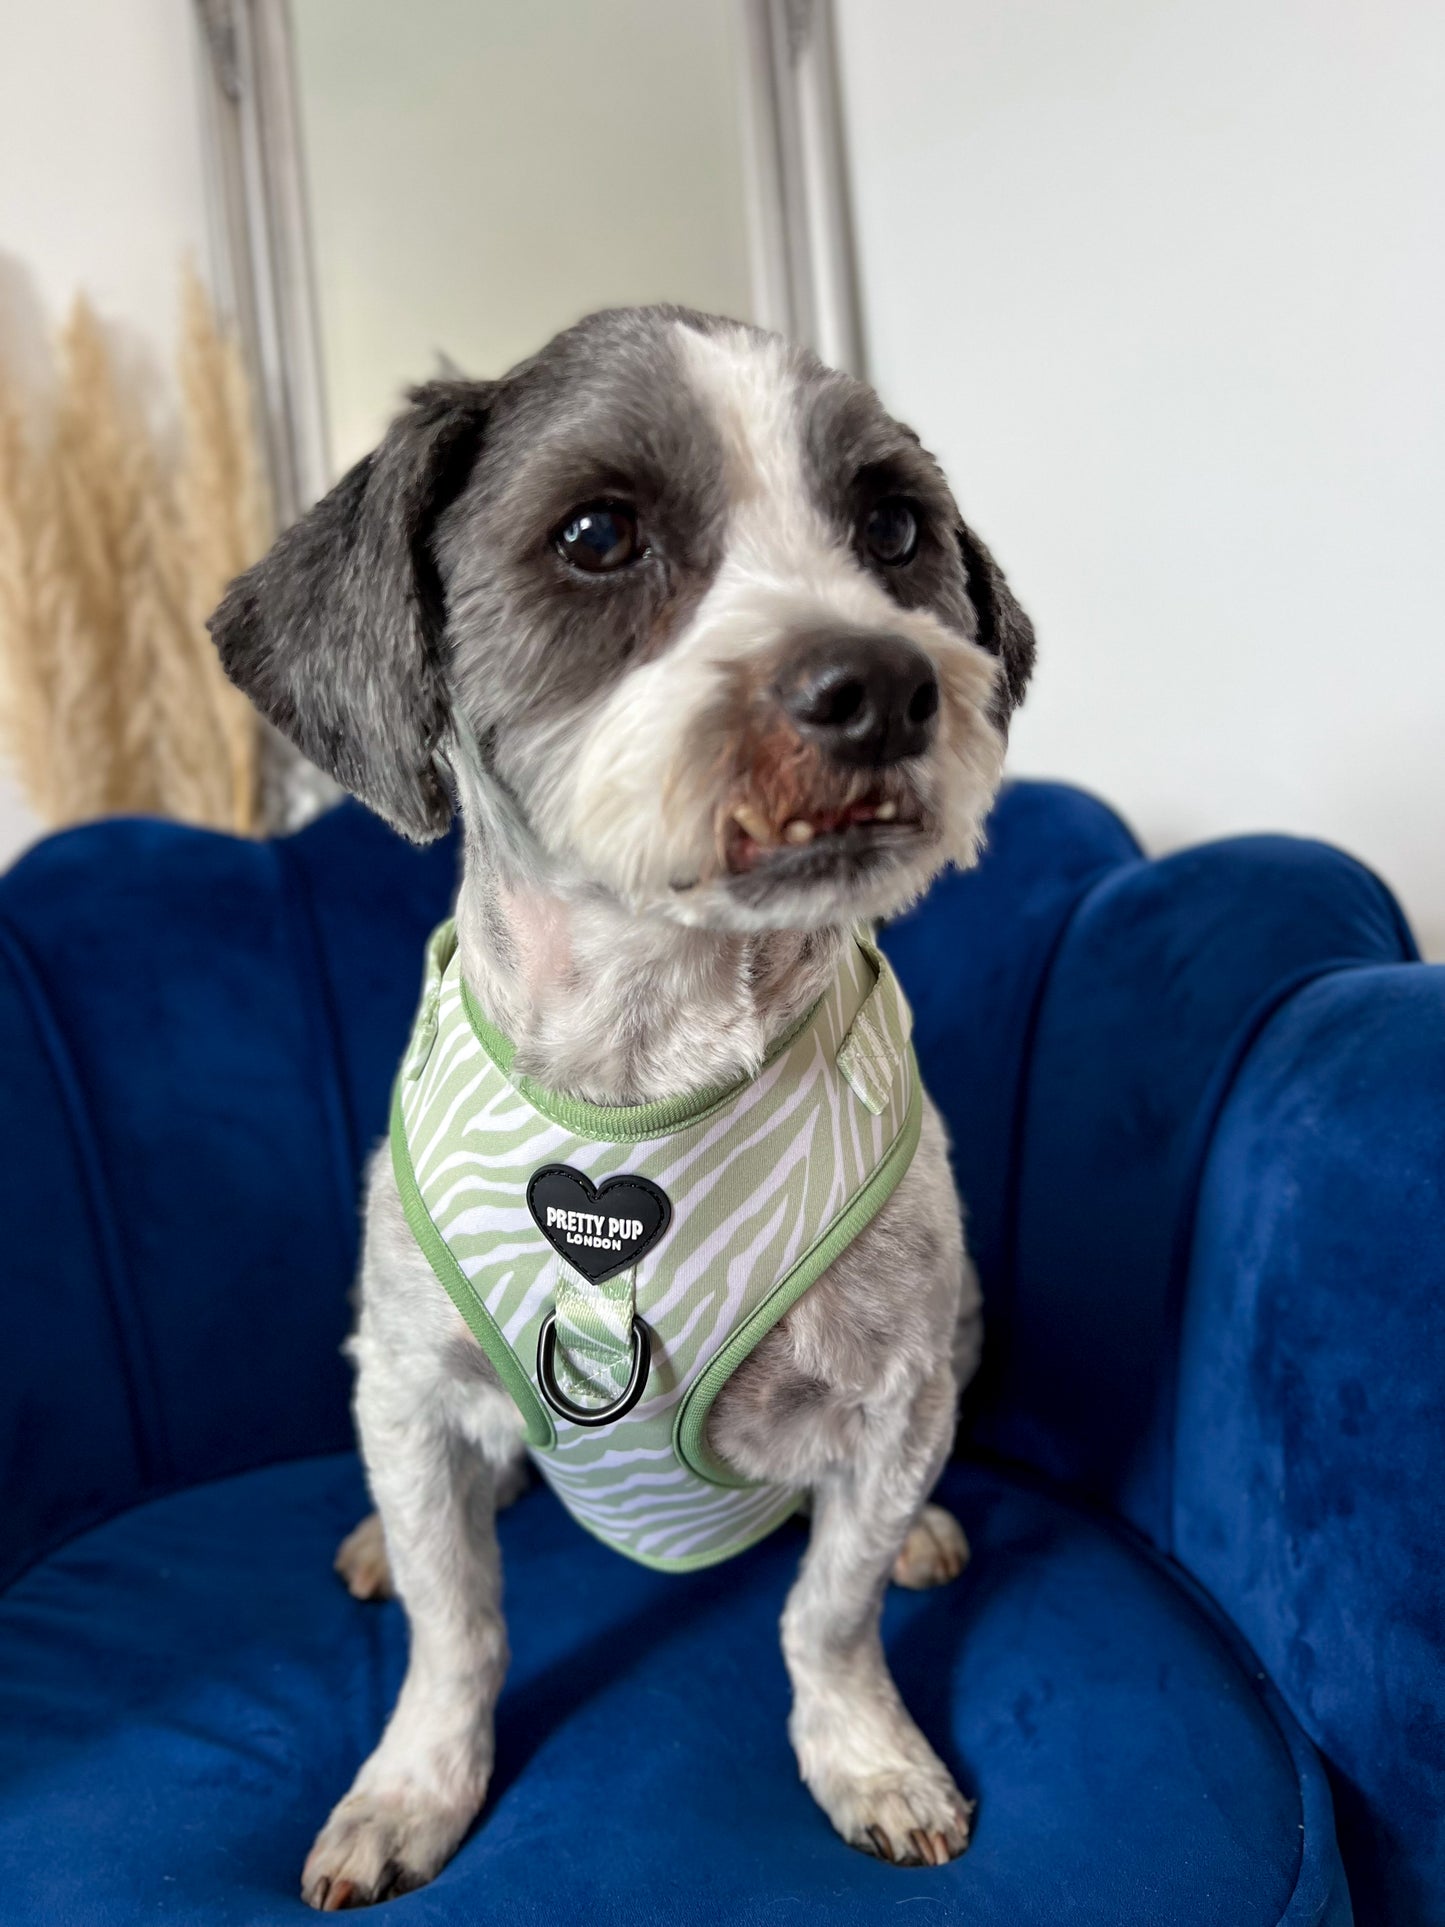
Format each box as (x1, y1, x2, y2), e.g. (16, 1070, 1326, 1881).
(1, 777, 1417, 1582)
(0, 803, 458, 1590)
(884, 783, 1417, 1550)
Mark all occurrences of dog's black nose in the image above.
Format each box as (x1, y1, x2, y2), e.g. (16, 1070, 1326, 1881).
(778, 633, 940, 767)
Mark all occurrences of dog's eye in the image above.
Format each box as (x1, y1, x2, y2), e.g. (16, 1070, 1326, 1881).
(863, 497, 920, 567)
(553, 502, 641, 573)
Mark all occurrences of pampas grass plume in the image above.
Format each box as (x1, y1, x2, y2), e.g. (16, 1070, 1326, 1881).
(0, 270, 273, 833)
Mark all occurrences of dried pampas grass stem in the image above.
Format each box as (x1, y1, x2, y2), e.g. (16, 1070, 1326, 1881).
(0, 394, 60, 820)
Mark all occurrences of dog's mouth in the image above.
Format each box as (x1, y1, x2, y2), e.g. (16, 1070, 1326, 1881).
(720, 784, 927, 878)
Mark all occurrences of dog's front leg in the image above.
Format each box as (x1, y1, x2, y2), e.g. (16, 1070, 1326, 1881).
(783, 1365, 973, 1868)
(302, 1366, 506, 1910)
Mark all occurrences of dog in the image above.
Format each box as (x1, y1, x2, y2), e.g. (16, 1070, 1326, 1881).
(210, 305, 1034, 1907)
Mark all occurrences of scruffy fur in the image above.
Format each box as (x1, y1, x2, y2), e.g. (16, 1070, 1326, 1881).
(210, 307, 1034, 1906)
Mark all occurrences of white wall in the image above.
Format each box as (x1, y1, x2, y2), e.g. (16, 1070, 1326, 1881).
(838, 0, 1445, 956)
(0, 0, 210, 869)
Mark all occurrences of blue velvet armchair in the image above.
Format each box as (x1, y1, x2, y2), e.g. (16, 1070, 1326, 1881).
(1, 781, 1439, 1925)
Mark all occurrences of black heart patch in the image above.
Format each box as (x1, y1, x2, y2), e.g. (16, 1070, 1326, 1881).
(526, 1164, 673, 1284)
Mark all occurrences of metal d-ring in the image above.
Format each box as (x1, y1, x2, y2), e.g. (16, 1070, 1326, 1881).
(536, 1311, 653, 1428)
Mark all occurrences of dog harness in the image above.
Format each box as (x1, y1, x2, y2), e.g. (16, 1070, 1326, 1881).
(391, 920, 920, 1571)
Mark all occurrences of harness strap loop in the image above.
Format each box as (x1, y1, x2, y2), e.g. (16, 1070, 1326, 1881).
(402, 924, 457, 1081)
(836, 936, 913, 1115)
(550, 1257, 639, 1408)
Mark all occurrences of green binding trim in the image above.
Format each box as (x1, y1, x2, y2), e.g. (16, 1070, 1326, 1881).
(460, 975, 821, 1144)
(389, 1079, 556, 1448)
(674, 1059, 924, 1488)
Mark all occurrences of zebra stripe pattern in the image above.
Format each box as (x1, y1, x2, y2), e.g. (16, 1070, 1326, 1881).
(394, 922, 917, 1571)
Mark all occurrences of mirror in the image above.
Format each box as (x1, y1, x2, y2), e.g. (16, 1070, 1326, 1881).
(291, 0, 758, 474)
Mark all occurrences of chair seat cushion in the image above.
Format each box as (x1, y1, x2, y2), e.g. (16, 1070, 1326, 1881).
(0, 1455, 1347, 1925)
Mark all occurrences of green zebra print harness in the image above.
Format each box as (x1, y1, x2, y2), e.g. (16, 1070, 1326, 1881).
(391, 919, 921, 1572)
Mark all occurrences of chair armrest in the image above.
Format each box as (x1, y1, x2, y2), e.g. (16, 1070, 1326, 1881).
(1174, 964, 1445, 1925)
(973, 831, 1415, 1546)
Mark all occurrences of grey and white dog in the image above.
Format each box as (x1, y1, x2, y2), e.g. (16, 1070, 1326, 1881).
(211, 306, 1034, 1908)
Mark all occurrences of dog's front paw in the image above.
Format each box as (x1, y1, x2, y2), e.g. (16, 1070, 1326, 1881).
(829, 1765, 974, 1867)
(301, 1788, 474, 1910)
(334, 1513, 393, 1602)
(791, 1671, 974, 1867)
(891, 1504, 969, 1590)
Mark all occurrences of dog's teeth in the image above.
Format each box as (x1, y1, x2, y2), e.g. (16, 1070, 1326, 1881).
(874, 799, 898, 822)
(783, 819, 815, 845)
(733, 805, 775, 843)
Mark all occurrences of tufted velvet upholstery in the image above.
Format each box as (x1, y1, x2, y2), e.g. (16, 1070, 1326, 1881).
(0, 784, 1438, 1924)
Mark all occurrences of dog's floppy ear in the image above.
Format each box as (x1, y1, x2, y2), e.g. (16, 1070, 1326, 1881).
(209, 379, 493, 842)
(956, 521, 1036, 718)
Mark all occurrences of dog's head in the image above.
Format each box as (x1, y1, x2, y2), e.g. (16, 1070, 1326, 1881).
(211, 307, 1033, 932)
